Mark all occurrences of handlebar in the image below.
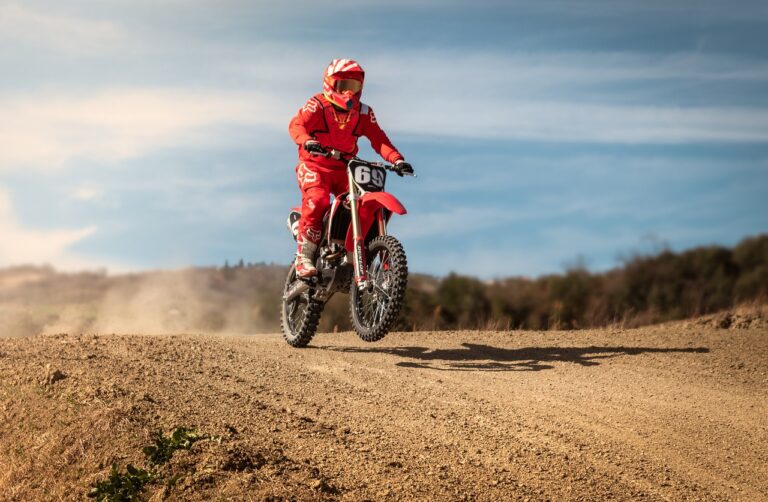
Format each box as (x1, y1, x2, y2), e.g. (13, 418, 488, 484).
(309, 147, 347, 161)
(310, 148, 416, 177)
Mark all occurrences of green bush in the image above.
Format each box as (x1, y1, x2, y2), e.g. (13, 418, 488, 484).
(88, 464, 153, 501)
(89, 427, 205, 501)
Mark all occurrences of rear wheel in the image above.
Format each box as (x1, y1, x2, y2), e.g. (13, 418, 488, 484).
(349, 235, 408, 342)
(281, 264, 323, 348)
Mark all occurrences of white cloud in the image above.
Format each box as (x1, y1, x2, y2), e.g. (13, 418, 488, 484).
(367, 51, 768, 92)
(0, 3, 124, 55)
(72, 187, 103, 201)
(3, 49, 767, 174)
(232, 49, 768, 144)
(0, 89, 287, 171)
(0, 187, 98, 269)
(382, 98, 768, 144)
(361, 51, 768, 144)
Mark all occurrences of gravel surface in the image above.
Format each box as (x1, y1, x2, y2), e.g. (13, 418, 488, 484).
(1, 326, 767, 500)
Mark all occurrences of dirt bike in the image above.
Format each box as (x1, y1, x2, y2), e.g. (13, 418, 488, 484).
(281, 150, 414, 347)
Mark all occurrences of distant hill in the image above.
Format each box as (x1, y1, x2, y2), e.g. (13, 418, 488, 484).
(1, 234, 766, 336)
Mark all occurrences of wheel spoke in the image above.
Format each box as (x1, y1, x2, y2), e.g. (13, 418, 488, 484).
(373, 282, 391, 300)
(286, 276, 309, 332)
(374, 298, 386, 325)
(282, 266, 321, 348)
(349, 236, 406, 342)
(355, 247, 395, 328)
(364, 294, 376, 323)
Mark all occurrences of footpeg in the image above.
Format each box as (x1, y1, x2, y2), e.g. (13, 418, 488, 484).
(298, 275, 319, 286)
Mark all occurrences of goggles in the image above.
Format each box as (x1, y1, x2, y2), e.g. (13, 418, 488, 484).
(335, 79, 363, 93)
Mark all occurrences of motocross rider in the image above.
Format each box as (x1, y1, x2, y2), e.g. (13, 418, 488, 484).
(289, 58, 414, 278)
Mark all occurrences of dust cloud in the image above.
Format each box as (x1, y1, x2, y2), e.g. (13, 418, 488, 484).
(0, 266, 284, 337)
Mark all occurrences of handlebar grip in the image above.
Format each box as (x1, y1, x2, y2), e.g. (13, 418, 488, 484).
(309, 148, 340, 160)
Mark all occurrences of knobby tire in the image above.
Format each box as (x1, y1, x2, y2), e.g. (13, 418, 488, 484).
(349, 235, 408, 342)
(281, 264, 323, 348)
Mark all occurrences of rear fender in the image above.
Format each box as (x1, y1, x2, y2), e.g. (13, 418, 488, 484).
(345, 192, 407, 251)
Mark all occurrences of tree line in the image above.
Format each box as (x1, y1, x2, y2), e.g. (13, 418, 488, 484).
(2, 234, 765, 335)
(319, 234, 768, 331)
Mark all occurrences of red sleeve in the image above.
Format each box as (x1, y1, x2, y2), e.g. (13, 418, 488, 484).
(289, 97, 324, 146)
(361, 106, 403, 164)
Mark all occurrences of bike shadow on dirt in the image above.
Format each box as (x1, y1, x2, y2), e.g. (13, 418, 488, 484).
(314, 343, 710, 372)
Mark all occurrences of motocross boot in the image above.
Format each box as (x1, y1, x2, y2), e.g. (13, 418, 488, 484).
(295, 237, 318, 278)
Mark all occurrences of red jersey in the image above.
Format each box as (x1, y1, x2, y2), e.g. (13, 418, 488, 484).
(289, 93, 403, 170)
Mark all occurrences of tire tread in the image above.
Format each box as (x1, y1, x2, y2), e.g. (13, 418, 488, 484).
(349, 235, 408, 342)
(281, 265, 323, 348)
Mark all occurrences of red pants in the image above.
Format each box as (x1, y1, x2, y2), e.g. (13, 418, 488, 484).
(295, 162, 348, 244)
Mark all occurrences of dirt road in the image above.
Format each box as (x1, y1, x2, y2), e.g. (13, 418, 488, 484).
(1, 326, 767, 500)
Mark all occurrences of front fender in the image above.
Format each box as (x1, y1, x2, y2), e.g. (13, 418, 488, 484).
(360, 191, 407, 215)
(345, 192, 407, 251)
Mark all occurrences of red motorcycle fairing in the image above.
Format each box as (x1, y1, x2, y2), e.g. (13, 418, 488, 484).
(344, 192, 407, 251)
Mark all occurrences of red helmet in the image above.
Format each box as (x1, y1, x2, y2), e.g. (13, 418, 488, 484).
(322, 59, 365, 111)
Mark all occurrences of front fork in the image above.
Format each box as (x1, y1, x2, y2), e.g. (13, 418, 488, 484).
(347, 169, 388, 289)
(348, 169, 367, 289)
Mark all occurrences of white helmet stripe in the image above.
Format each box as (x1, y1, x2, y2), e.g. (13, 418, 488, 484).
(333, 59, 349, 74)
(327, 58, 362, 77)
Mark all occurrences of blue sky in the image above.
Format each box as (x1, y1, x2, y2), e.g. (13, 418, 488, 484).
(1, 0, 767, 278)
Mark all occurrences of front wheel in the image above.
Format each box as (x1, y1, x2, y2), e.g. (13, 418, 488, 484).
(349, 235, 408, 342)
(281, 264, 323, 347)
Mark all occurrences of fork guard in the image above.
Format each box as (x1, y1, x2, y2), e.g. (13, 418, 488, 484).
(344, 192, 407, 252)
